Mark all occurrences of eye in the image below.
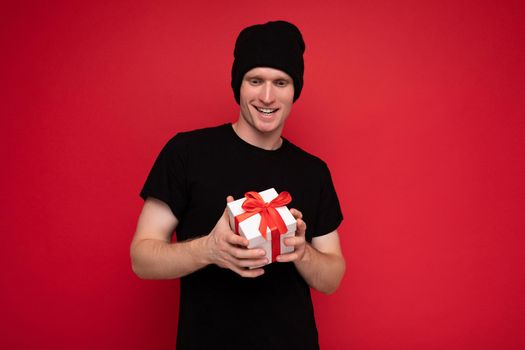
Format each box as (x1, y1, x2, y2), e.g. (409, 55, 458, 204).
(275, 80, 289, 87)
(248, 78, 262, 86)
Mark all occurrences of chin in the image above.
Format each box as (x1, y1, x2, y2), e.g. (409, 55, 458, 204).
(253, 120, 282, 134)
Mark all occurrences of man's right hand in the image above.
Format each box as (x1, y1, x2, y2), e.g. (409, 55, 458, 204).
(203, 196, 268, 277)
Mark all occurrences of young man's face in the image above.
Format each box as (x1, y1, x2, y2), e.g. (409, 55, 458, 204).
(239, 67, 294, 136)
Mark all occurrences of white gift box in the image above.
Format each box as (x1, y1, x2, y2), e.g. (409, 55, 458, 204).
(227, 188, 296, 266)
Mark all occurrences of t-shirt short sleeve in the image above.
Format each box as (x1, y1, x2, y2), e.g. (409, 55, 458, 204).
(140, 134, 188, 220)
(313, 161, 344, 237)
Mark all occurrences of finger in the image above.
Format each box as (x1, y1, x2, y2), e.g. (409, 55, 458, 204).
(221, 206, 232, 223)
(217, 205, 240, 234)
(284, 236, 305, 247)
(221, 196, 235, 222)
(226, 232, 249, 247)
(229, 264, 265, 278)
(236, 257, 269, 268)
(276, 252, 299, 263)
(290, 208, 303, 220)
(228, 245, 266, 259)
(296, 218, 307, 236)
(224, 253, 268, 268)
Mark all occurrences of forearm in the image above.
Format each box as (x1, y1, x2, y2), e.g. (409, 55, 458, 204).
(294, 243, 345, 294)
(131, 236, 211, 279)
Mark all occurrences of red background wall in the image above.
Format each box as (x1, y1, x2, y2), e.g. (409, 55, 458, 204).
(2, 1, 524, 349)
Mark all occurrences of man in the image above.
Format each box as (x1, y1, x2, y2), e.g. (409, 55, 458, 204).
(131, 21, 345, 350)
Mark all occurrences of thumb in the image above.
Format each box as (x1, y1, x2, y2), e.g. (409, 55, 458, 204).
(222, 196, 234, 221)
(296, 218, 307, 237)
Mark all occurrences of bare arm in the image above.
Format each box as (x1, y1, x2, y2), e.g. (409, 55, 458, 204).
(130, 197, 268, 279)
(294, 231, 345, 294)
(276, 209, 345, 294)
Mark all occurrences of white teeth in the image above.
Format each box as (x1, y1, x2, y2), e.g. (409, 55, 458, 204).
(255, 107, 277, 114)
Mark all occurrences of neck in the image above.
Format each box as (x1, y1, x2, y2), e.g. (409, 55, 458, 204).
(232, 121, 283, 151)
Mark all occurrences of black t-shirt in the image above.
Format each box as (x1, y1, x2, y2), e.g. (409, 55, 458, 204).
(141, 123, 343, 350)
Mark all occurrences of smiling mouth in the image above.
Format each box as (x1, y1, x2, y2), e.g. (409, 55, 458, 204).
(254, 106, 279, 116)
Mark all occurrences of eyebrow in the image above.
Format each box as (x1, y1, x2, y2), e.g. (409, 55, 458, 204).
(245, 74, 291, 81)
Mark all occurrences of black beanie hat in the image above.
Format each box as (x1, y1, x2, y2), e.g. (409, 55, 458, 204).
(231, 20, 305, 104)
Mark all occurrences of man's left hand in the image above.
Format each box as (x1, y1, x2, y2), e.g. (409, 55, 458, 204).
(276, 208, 308, 263)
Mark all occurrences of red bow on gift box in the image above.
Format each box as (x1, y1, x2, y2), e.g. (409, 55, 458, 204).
(233, 191, 292, 262)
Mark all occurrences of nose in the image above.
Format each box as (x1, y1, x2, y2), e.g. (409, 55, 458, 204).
(258, 82, 275, 105)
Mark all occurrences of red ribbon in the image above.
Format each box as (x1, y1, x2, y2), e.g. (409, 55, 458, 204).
(234, 191, 292, 262)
